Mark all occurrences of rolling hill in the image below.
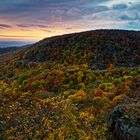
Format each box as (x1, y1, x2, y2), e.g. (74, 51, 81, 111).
(0, 45, 30, 70)
(0, 29, 140, 140)
(13, 29, 140, 69)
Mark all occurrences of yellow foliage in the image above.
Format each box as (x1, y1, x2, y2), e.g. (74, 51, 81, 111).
(77, 71, 84, 77)
(123, 75, 132, 80)
(82, 64, 89, 69)
(63, 84, 69, 89)
(103, 92, 115, 100)
(80, 111, 90, 119)
(57, 125, 68, 140)
(0, 80, 8, 87)
(86, 72, 94, 81)
(78, 82, 85, 87)
(112, 94, 128, 105)
(75, 90, 87, 97)
(63, 91, 69, 96)
(69, 90, 87, 100)
(77, 71, 84, 82)
(40, 79, 46, 84)
(99, 83, 115, 91)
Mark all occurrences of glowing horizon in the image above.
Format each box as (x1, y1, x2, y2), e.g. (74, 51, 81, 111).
(0, 0, 140, 42)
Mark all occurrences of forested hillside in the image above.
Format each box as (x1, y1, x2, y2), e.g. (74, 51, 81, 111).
(14, 30, 140, 69)
(0, 30, 140, 140)
(0, 47, 21, 55)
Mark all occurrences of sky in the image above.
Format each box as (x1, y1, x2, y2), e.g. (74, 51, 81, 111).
(0, 0, 140, 42)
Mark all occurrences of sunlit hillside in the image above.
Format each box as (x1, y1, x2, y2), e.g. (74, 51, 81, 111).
(0, 30, 140, 140)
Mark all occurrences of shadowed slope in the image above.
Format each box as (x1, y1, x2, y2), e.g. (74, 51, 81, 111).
(13, 30, 140, 69)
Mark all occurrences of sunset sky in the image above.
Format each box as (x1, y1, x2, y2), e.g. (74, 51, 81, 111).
(0, 0, 140, 43)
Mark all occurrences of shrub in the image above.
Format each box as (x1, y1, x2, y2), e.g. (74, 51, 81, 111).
(99, 83, 115, 91)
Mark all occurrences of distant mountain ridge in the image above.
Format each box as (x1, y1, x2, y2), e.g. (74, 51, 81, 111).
(13, 29, 140, 69)
(0, 44, 31, 69)
(0, 41, 32, 48)
(0, 47, 21, 54)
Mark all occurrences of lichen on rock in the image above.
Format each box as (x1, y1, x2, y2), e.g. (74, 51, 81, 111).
(110, 103, 140, 140)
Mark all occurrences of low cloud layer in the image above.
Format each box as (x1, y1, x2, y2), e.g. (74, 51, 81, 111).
(0, 24, 11, 28)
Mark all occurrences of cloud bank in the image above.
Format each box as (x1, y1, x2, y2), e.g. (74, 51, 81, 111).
(0, 0, 139, 40)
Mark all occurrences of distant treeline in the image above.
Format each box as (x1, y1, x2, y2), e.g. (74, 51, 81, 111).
(0, 47, 21, 55)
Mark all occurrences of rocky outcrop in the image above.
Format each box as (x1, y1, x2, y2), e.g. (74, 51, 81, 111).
(110, 103, 140, 140)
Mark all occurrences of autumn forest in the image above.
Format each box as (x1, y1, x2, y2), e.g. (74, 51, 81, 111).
(0, 30, 140, 140)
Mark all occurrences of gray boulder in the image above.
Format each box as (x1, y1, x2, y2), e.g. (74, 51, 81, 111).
(110, 104, 140, 140)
